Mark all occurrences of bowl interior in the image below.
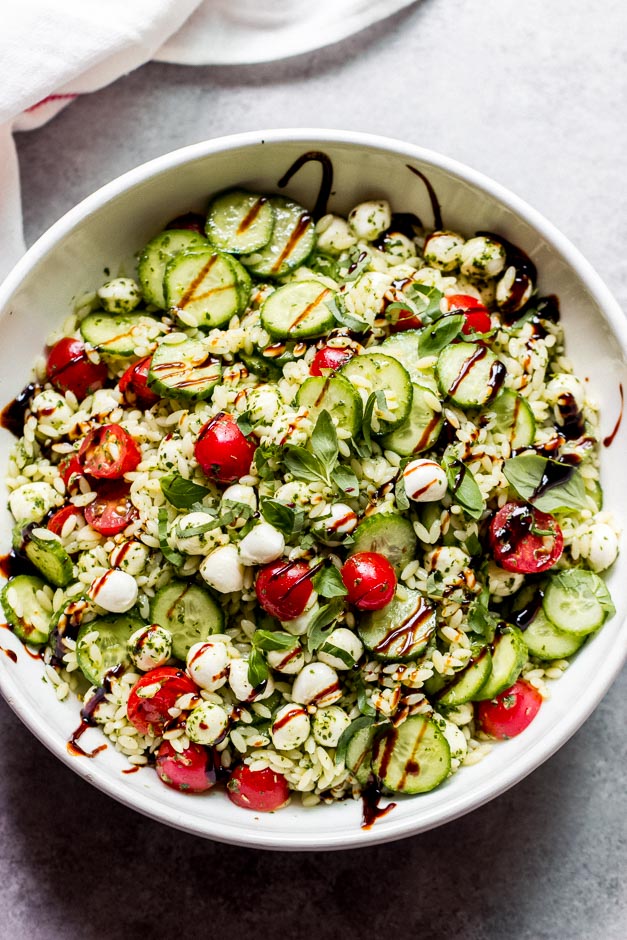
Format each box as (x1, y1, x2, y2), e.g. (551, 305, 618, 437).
(1, 131, 625, 850)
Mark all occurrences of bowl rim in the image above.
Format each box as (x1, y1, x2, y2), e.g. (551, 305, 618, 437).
(1, 127, 625, 851)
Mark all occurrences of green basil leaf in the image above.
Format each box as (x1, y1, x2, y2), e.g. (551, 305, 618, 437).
(176, 516, 221, 538)
(308, 252, 340, 279)
(356, 677, 376, 717)
(318, 641, 355, 668)
(503, 455, 588, 512)
(252, 630, 300, 653)
(259, 498, 304, 537)
(418, 313, 464, 357)
(312, 564, 348, 599)
(247, 648, 270, 689)
(236, 410, 254, 436)
(467, 586, 499, 641)
(443, 456, 485, 520)
(311, 409, 339, 471)
(254, 443, 281, 481)
(157, 507, 184, 566)
(395, 473, 409, 511)
(325, 294, 370, 333)
(283, 445, 328, 484)
(307, 598, 345, 653)
(406, 283, 444, 323)
(361, 392, 377, 453)
(341, 246, 370, 283)
(331, 465, 360, 497)
(160, 474, 211, 510)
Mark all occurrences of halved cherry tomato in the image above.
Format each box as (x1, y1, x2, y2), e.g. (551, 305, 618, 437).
(119, 356, 159, 407)
(46, 337, 108, 401)
(79, 424, 141, 479)
(195, 412, 256, 483)
(476, 680, 542, 739)
(227, 765, 290, 812)
(47, 505, 82, 536)
(310, 346, 354, 375)
(84, 480, 137, 536)
(127, 667, 199, 736)
(58, 454, 84, 493)
(386, 304, 422, 333)
(490, 501, 563, 574)
(155, 740, 216, 793)
(340, 551, 397, 610)
(445, 293, 492, 336)
(255, 561, 314, 622)
(165, 212, 206, 235)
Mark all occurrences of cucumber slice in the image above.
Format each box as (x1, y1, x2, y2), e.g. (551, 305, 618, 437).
(260, 280, 336, 340)
(205, 189, 275, 254)
(76, 615, 145, 686)
(241, 196, 315, 278)
(24, 532, 73, 588)
(358, 589, 436, 662)
(437, 342, 506, 408)
(345, 723, 377, 785)
(475, 627, 528, 700)
(295, 373, 363, 438)
(379, 331, 438, 390)
(148, 336, 222, 402)
(138, 229, 208, 308)
(165, 249, 248, 330)
(239, 351, 282, 381)
(436, 647, 493, 706)
(522, 606, 585, 660)
(150, 580, 224, 662)
(80, 312, 163, 359)
(350, 513, 417, 573)
(381, 383, 443, 456)
(489, 389, 536, 449)
(373, 715, 451, 794)
(341, 352, 413, 432)
(1, 574, 51, 645)
(542, 569, 614, 636)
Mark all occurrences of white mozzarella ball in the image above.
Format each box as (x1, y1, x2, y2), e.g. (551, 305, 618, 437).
(30, 390, 75, 435)
(318, 628, 364, 670)
(282, 594, 319, 636)
(109, 540, 150, 576)
(187, 640, 230, 691)
(495, 265, 533, 312)
(239, 523, 285, 566)
(313, 503, 358, 545)
(9, 481, 61, 525)
(127, 625, 172, 671)
(403, 459, 448, 502)
(221, 484, 257, 524)
(174, 512, 227, 556)
(97, 277, 142, 314)
(380, 232, 417, 261)
(312, 706, 352, 747)
(586, 523, 619, 572)
(487, 561, 525, 598)
(442, 720, 468, 761)
(157, 435, 184, 471)
(186, 701, 229, 746)
(228, 657, 275, 702)
(315, 214, 358, 255)
(88, 569, 138, 613)
(291, 662, 341, 706)
(348, 200, 392, 241)
(545, 374, 586, 412)
(460, 236, 507, 279)
(266, 640, 305, 674)
(425, 546, 469, 580)
(245, 385, 282, 428)
(76, 548, 108, 582)
(200, 544, 245, 593)
(270, 703, 311, 750)
(422, 230, 465, 272)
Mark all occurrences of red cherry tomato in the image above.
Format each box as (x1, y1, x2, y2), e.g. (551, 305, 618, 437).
(310, 346, 354, 375)
(127, 667, 198, 736)
(46, 337, 108, 400)
(47, 505, 82, 536)
(227, 765, 290, 812)
(445, 293, 492, 336)
(387, 304, 422, 333)
(340, 552, 397, 610)
(84, 480, 137, 536)
(255, 561, 314, 621)
(165, 212, 206, 235)
(119, 356, 159, 407)
(79, 424, 141, 479)
(155, 740, 216, 793)
(476, 680, 543, 739)
(58, 455, 84, 493)
(195, 412, 256, 483)
(490, 501, 563, 574)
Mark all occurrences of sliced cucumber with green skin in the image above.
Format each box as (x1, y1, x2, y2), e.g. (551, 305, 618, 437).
(436, 647, 493, 706)
(488, 389, 536, 449)
(350, 513, 417, 573)
(80, 312, 163, 358)
(341, 352, 413, 432)
(241, 196, 315, 278)
(475, 627, 528, 700)
(542, 569, 615, 636)
(164, 249, 249, 330)
(1, 574, 51, 645)
(148, 336, 222, 402)
(358, 589, 436, 662)
(345, 723, 378, 785)
(138, 229, 208, 308)
(239, 351, 283, 381)
(295, 373, 363, 438)
(260, 280, 336, 340)
(76, 615, 145, 686)
(522, 606, 585, 660)
(436, 342, 506, 408)
(380, 331, 437, 390)
(381, 383, 443, 457)
(24, 532, 73, 588)
(373, 715, 451, 794)
(205, 189, 275, 254)
(150, 580, 224, 662)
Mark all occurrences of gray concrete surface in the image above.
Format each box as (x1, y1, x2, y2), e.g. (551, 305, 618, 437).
(2, 0, 625, 936)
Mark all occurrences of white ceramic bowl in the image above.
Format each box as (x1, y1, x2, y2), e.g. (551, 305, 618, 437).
(0, 130, 625, 851)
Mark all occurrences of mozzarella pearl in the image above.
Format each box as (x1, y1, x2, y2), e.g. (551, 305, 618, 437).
(200, 544, 245, 593)
(109, 540, 150, 576)
(312, 706, 351, 747)
(403, 459, 448, 502)
(239, 523, 285, 566)
(586, 523, 619, 572)
(348, 200, 392, 241)
(127, 625, 172, 671)
(282, 594, 319, 636)
(270, 703, 311, 750)
(313, 503, 358, 545)
(460, 236, 507, 279)
(228, 657, 275, 702)
(221, 484, 257, 524)
(315, 214, 357, 255)
(380, 232, 417, 261)
(266, 640, 305, 674)
(318, 628, 364, 670)
(487, 561, 525, 598)
(186, 701, 229, 746)
(30, 390, 75, 436)
(157, 436, 184, 471)
(97, 277, 142, 314)
(174, 512, 227, 556)
(291, 662, 341, 707)
(245, 385, 282, 428)
(425, 546, 470, 580)
(442, 720, 468, 761)
(9, 481, 61, 525)
(186, 640, 230, 692)
(88, 569, 138, 613)
(422, 230, 465, 272)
